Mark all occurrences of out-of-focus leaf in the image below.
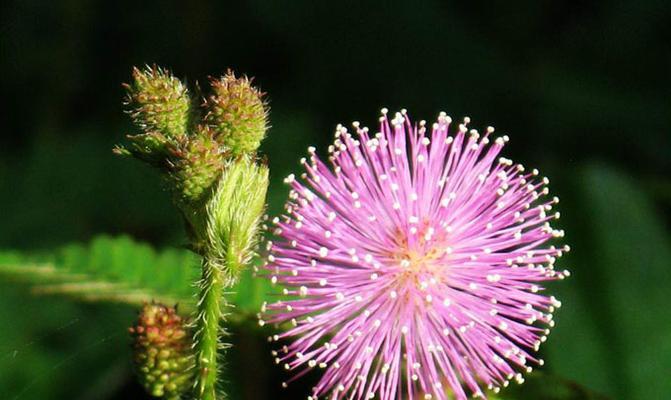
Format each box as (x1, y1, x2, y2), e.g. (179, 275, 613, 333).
(0, 235, 273, 317)
(545, 164, 671, 399)
(0, 235, 198, 307)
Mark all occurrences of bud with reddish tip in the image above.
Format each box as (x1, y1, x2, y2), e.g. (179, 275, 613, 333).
(205, 71, 268, 155)
(129, 303, 194, 399)
(115, 66, 193, 168)
(126, 65, 192, 140)
(170, 125, 226, 206)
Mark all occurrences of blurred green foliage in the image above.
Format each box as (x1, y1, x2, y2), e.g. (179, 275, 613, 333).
(0, 0, 668, 399)
(0, 235, 198, 306)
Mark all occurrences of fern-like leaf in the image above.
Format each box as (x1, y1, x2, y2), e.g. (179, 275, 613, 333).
(0, 235, 273, 316)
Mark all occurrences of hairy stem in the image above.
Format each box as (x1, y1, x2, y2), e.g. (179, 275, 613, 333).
(194, 260, 225, 400)
(194, 251, 240, 400)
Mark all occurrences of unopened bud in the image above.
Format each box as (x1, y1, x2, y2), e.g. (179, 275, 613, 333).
(116, 66, 192, 166)
(125, 65, 192, 140)
(205, 71, 267, 155)
(129, 303, 194, 399)
(204, 157, 269, 277)
(170, 125, 225, 205)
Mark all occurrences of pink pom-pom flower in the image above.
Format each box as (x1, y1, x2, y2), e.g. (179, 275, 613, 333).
(260, 109, 569, 400)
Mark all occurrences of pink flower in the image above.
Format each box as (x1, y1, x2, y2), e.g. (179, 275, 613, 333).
(261, 109, 569, 400)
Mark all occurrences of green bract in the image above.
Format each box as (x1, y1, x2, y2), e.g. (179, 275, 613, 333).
(205, 157, 269, 277)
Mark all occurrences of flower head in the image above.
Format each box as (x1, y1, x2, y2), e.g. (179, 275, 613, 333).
(261, 109, 569, 400)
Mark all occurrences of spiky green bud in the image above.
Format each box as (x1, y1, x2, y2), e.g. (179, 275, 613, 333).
(169, 126, 226, 206)
(205, 71, 267, 155)
(126, 65, 192, 140)
(129, 303, 194, 400)
(115, 66, 192, 167)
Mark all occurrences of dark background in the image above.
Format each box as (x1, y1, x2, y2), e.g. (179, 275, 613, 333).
(0, 1, 669, 399)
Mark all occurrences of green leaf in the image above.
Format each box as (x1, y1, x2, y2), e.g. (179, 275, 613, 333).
(0, 235, 198, 306)
(0, 235, 272, 317)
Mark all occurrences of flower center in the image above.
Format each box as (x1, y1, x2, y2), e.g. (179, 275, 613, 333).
(401, 248, 443, 273)
(392, 244, 450, 294)
(391, 222, 449, 279)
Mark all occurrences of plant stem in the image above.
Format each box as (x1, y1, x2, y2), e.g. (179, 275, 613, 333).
(194, 249, 241, 400)
(194, 259, 225, 400)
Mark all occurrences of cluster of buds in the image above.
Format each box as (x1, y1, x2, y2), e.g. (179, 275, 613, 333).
(116, 65, 269, 265)
(129, 303, 194, 399)
(116, 65, 268, 208)
(119, 65, 270, 399)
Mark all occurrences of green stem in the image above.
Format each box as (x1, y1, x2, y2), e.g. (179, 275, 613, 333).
(194, 251, 240, 400)
(194, 259, 225, 400)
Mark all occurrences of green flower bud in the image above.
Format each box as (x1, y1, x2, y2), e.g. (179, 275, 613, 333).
(202, 156, 269, 278)
(205, 71, 267, 155)
(129, 303, 194, 399)
(169, 126, 226, 206)
(126, 65, 192, 140)
(115, 66, 192, 168)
